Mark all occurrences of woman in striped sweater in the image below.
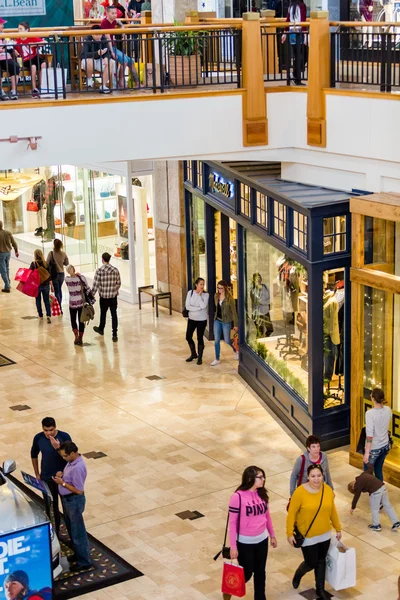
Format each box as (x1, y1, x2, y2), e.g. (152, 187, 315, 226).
(65, 265, 88, 346)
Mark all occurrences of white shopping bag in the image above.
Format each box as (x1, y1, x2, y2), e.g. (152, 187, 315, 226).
(40, 65, 67, 98)
(325, 539, 356, 591)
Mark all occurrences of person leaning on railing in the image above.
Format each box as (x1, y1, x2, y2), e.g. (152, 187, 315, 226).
(0, 17, 20, 101)
(101, 6, 139, 89)
(80, 24, 115, 94)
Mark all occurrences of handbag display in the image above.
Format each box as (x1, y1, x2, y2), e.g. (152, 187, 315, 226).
(27, 201, 39, 212)
(214, 492, 241, 561)
(286, 454, 306, 511)
(221, 562, 246, 598)
(292, 484, 325, 548)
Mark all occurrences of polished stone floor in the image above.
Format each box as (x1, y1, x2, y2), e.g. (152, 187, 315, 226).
(1, 260, 400, 599)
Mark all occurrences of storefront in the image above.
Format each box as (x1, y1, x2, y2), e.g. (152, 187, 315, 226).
(350, 193, 400, 486)
(184, 160, 352, 448)
(0, 164, 155, 303)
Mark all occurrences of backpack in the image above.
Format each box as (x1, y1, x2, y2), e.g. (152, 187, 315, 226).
(47, 251, 58, 281)
(35, 261, 51, 285)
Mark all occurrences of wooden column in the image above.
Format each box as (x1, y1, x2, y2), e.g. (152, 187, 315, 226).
(140, 11, 153, 64)
(140, 10, 152, 24)
(185, 10, 200, 24)
(260, 10, 279, 77)
(242, 12, 268, 146)
(307, 11, 330, 147)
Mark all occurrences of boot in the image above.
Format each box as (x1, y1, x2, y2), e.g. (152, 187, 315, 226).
(76, 332, 84, 346)
(315, 561, 331, 600)
(186, 341, 198, 362)
(197, 344, 204, 365)
(292, 561, 313, 589)
(73, 329, 79, 345)
(222, 594, 232, 600)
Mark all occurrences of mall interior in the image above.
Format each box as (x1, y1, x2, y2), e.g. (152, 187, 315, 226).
(2, 0, 400, 598)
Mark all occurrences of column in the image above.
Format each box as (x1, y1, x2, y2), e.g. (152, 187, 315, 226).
(154, 161, 187, 312)
(307, 11, 330, 147)
(151, 0, 197, 23)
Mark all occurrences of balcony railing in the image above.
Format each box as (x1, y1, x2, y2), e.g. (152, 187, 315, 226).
(261, 25, 309, 85)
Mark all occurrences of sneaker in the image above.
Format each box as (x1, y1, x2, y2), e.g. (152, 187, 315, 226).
(368, 524, 382, 531)
(93, 326, 104, 335)
(234, 352, 239, 360)
(9, 91, 18, 100)
(38, 316, 43, 320)
(112, 335, 118, 342)
(32, 88, 40, 98)
(0, 91, 9, 101)
(99, 86, 111, 94)
(210, 359, 220, 366)
(86, 77, 94, 88)
(392, 522, 400, 531)
(1, 288, 10, 293)
(47, 317, 51, 323)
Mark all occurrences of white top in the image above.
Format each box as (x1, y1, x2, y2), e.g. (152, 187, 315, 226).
(238, 530, 268, 545)
(302, 530, 331, 547)
(185, 290, 209, 321)
(366, 405, 392, 450)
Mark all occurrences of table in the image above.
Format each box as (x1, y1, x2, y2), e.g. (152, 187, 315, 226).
(138, 285, 172, 317)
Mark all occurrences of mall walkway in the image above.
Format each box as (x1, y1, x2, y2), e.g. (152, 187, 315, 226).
(0, 260, 399, 600)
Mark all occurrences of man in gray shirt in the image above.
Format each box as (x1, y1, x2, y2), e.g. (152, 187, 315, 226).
(364, 387, 392, 481)
(0, 220, 19, 293)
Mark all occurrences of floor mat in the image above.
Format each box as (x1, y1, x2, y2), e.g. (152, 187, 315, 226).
(8, 473, 144, 599)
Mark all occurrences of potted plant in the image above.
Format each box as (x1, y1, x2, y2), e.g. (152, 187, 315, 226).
(165, 23, 205, 86)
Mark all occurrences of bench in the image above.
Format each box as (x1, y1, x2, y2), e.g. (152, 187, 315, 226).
(138, 285, 172, 317)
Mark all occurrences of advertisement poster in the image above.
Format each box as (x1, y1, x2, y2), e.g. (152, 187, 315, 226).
(0, 524, 52, 599)
(21, 471, 52, 497)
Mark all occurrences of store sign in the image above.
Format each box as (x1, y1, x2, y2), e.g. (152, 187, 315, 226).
(0, 0, 46, 17)
(363, 398, 400, 440)
(0, 524, 52, 597)
(208, 173, 235, 200)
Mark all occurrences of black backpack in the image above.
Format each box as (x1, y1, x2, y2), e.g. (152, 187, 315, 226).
(47, 251, 59, 281)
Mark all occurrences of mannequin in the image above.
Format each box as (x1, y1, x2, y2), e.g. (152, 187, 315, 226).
(64, 191, 76, 227)
(323, 287, 340, 382)
(250, 272, 273, 338)
(42, 167, 56, 241)
(276, 258, 301, 358)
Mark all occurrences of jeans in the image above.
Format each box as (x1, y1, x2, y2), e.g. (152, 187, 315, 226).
(43, 478, 61, 535)
(53, 272, 65, 309)
(61, 493, 91, 567)
(36, 284, 51, 317)
(99, 296, 118, 334)
(364, 443, 390, 481)
(370, 485, 399, 526)
(113, 46, 135, 70)
(186, 318, 207, 356)
(213, 319, 235, 360)
(237, 538, 268, 600)
(0, 251, 11, 289)
(69, 307, 85, 333)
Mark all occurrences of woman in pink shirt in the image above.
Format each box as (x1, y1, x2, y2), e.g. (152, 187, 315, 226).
(226, 466, 277, 600)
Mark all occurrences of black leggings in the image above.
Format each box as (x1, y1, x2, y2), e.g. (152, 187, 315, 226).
(301, 538, 330, 578)
(237, 538, 268, 600)
(70, 307, 85, 333)
(185, 318, 207, 354)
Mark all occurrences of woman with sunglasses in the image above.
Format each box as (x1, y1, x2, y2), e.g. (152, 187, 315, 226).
(226, 466, 277, 600)
(287, 464, 341, 600)
(211, 280, 238, 366)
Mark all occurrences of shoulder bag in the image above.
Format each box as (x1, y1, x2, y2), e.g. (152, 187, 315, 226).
(182, 290, 193, 318)
(293, 484, 325, 548)
(77, 274, 95, 305)
(35, 261, 51, 285)
(48, 251, 58, 281)
(213, 492, 241, 561)
(286, 454, 306, 511)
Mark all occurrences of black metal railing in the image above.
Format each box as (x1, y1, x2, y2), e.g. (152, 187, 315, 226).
(261, 29, 309, 86)
(331, 29, 400, 92)
(0, 28, 242, 101)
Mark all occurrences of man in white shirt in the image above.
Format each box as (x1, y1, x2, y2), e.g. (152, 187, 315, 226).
(364, 387, 392, 481)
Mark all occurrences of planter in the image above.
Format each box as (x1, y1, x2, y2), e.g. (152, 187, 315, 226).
(168, 54, 200, 86)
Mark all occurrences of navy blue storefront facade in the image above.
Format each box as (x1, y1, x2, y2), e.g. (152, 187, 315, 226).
(184, 160, 353, 450)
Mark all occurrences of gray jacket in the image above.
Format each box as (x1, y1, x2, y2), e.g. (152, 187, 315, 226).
(289, 451, 334, 496)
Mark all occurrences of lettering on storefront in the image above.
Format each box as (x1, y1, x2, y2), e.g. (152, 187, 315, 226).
(363, 398, 400, 440)
(208, 173, 234, 199)
(0, 0, 46, 16)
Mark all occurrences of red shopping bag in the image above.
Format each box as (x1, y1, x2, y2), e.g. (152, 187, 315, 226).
(221, 562, 246, 598)
(50, 293, 61, 317)
(15, 267, 31, 283)
(17, 269, 40, 298)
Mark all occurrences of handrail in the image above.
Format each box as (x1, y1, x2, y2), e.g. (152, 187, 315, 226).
(329, 21, 400, 26)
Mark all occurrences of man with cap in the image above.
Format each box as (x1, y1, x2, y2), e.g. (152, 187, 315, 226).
(0, 18, 20, 101)
(4, 570, 51, 600)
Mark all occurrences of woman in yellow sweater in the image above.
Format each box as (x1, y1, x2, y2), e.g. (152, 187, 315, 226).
(286, 464, 341, 600)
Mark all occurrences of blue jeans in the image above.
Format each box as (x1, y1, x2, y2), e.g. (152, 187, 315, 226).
(61, 493, 91, 567)
(0, 251, 11, 289)
(214, 319, 234, 360)
(52, 272, 65, 309)
(113, 47, 135, 71)
(36, 284, 51, 317)
(364, 443, 390, 481)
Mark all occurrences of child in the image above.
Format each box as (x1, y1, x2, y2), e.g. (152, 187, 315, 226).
(15, 21, 47, 98)
(348, 465, 400, 532)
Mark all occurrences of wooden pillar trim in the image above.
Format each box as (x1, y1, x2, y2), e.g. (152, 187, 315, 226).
(140, 10, 152, 24)
(185, 11, 200, 23)
(242, 12, 268, 146)
(307, 12, 330, 147)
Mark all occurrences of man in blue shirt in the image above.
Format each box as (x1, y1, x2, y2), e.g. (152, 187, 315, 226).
(31, 416, 71, 535)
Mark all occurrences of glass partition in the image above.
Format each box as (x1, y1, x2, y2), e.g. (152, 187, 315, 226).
(190, 195, 207, 284)
(244, 230, 308, 403)
(323, 268, 345, 409)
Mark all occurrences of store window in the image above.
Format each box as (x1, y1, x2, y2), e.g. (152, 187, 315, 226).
(323, 269, 345, 409)
(244, 230, 308, 403)
(230, 218, 237, 299)
(190, 195, 207, 283)
(186, 161, 193, 183)
(364, 216, 395, 271)
(293, 211, 308, 253)
(273, 200, 286, 240)
(323, 215, 346, 254)
(256, 191, 268, 230)
(196, 161, 203, 190)
(240, 183, 251, 218)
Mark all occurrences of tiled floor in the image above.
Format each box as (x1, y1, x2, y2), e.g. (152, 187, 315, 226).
(1, 259, 400, 599)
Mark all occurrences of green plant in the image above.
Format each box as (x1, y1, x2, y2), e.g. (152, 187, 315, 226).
(256, 342, 267, 361)
(166, 21, 206, 56)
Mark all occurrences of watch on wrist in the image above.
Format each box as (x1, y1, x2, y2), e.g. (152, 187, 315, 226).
(62, 482, 66, 487)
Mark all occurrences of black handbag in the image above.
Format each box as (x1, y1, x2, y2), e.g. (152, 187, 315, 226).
(214, 492, 241, 561)
(293, 485, 325, 548)
(182, 290, 193, 318)
(48, 252, 58, 281)
(356, 427, 366, 455)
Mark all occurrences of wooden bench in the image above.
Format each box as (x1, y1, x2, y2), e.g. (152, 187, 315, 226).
(138, 285, 172, 317)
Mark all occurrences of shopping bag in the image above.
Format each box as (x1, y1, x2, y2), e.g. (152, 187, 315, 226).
(17, 269, 40, 298)
(40, 66, 67, 98)
(325, 539, 356, 591)
(50, 293, 62, 317)
(15, 267, 31, 283)
(221, 562, 246, 598)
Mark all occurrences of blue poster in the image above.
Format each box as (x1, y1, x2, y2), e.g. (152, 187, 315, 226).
(0, 524, 52, 600)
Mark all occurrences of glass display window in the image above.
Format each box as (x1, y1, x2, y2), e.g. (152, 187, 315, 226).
(364, 216, 395, 271)
(186, 161, 193, 183)
(240, 183, 251, 218)
(256, 191, 267, 230)
(196, 161, 203, 190)
(323, 215, 346, 254)
(273, 200, 286, 240)
(230, 218, 237, 299)
(244, 230, 308, 403)
(190, 195, 207, 283)
(323, 268, 345, 409)
(293, 211, 308, 253)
